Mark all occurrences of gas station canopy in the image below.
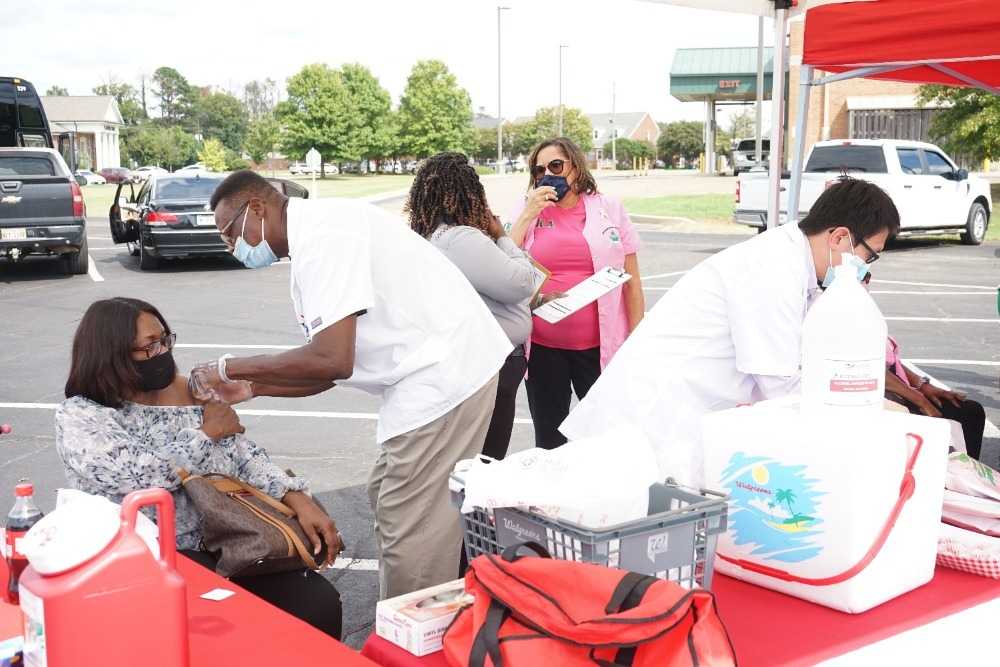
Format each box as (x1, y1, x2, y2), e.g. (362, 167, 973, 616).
(670, 47, 777, 103)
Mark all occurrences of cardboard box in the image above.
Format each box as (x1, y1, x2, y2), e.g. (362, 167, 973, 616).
(374, 579, 471, 656)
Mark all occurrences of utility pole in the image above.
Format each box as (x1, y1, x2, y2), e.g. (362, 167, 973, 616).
(558, 44, 568, 136)
(611, 82, 617, 169)
(497, 6, 510, 175)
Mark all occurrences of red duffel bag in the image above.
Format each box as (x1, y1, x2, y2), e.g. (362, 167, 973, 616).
(443, 543, 737, 667)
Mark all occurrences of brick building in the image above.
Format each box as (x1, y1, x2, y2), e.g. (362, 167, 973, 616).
(786, 20, 943, 165)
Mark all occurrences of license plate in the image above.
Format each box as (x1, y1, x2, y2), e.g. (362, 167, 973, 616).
(196, 214, 217, 227)
(1, 228, 27, 240)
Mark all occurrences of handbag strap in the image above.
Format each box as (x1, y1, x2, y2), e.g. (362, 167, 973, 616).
(204, 474, 296, 518)
(717, 432, 923, 586)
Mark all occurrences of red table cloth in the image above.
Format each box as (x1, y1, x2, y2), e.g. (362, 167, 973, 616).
(361, 566, 1000, 667)
(0, 555, 377, 666)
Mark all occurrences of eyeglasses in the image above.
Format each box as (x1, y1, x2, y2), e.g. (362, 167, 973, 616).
(856, 237, 880, 265)
(219, 200, 251, 249)
(531, 159, 566, 181)
(132, 332, 177, 360)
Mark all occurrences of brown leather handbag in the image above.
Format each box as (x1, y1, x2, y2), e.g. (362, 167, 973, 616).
(178, 470, 325, 577)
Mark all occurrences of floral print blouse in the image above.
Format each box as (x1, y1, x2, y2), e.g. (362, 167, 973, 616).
(55, 396, 309, 551)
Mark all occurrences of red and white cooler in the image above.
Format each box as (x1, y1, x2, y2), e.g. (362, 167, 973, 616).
(703, 398, 950, 613)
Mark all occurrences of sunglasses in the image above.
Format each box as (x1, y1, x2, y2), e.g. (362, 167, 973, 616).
(132, 332, 177, 360)
(531, 159, 567, 181)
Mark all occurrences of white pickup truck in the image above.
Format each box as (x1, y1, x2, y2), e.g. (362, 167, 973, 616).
(734, 139, 992, 245)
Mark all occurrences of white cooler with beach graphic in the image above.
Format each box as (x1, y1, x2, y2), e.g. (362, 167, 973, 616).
(703, 398, 951, 613)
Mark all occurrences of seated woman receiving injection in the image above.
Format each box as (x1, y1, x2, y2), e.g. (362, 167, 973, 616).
(55, 297, 344, 639)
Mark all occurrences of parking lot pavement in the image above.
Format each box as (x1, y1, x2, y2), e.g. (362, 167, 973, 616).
(0, 215, 996, 648)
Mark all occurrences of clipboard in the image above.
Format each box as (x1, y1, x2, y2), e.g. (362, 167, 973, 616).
(533, 266, 631, 324)
(529, 257, 551, 304)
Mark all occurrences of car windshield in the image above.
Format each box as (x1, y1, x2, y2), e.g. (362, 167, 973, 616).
(154, 177, 223, 201)
(0, 156, 54, 176)
(806, 145, 888, 173)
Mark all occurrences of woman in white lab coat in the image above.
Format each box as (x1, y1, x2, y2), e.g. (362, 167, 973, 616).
(560, 178, 900, 486)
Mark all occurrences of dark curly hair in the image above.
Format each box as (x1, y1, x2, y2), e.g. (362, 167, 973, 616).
(405, 152, 496, 239)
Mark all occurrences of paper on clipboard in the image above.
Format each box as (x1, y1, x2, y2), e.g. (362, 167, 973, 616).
(533, 266, 631, 324)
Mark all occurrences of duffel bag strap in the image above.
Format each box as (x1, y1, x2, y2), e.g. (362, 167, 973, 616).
(500, 541, 551, 562)
(604, 571, 660, 666)
(469, 599, 511, 667)
(718, 432, 923, 586)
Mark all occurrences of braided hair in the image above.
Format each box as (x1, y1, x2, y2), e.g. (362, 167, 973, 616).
(406, 152, 496, 238)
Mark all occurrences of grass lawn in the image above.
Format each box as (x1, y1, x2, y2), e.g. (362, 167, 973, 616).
(624, 186, 1000, 242)
(622, 194, 736, 224)
(80, 174, 414, 220)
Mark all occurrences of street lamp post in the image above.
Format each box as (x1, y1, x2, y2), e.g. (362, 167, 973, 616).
(497, 6, 510, 175)
(558, 44, 568, 136)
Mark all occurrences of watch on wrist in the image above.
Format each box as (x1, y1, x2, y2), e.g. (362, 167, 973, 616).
(917, 376, 931, 390)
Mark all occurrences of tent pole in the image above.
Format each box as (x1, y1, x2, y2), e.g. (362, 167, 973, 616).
(755, 15, 765, 165)
(786, 65, 813, 226)
(766, 6, 788, 230)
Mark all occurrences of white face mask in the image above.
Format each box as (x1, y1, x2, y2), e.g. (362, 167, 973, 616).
(821, 231, 870, 289)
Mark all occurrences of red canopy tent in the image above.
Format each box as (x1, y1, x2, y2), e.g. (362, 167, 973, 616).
(785, 0, 1000, 224)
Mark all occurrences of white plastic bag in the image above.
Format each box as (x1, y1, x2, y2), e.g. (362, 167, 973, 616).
(458, 426, 660, 529)
(19, 489, 159, 575)
(945, 452, 1000, 502)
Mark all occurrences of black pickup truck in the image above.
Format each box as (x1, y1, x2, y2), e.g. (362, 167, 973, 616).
(0, 147, 88, 274)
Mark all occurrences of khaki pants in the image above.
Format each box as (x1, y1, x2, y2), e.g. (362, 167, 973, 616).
(367, 374, 499, 599)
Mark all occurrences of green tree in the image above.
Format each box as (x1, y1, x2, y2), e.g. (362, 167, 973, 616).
(518, 107, 593, 154)
(340, 63, 394, 166)
(121, 125, 197, 170)
(657, 121, 704, 165)
(45, 85, 68, 96)
(192, 90, 248, 152)
(244, 113, 281, 165)
(243, 79, 278, 121)
(94, 80, 146, 126)
(728, 108, 757, 141)
(198, 138, 227, 171)
(605, 138, 654, 168)
(152, 66, 193, 125)
(918, 85, 1000, 162)
(276, 64, 351, 176)
(473, 123, 516, 162)
(775, 489, 797, 517)
(397, 60, 474, 157)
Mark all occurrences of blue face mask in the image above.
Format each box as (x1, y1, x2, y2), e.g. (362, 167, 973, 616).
(537, 175, 571, 201)
(820, 231, 870, 289)
(232, 205, 278, 269)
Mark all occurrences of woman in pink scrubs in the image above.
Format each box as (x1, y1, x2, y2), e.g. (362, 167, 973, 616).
(509, 138, 645, 448)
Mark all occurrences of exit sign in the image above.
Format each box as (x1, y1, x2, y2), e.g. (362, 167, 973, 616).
(719, 79, 742, 89)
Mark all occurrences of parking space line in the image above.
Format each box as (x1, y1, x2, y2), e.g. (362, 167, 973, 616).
(907, 359, 1000, 367)
(872, 279, 995, 290)
(885, 317, 998, 323)
(870, 291, 995, 296)
(331, 558, 379, 572)
(87, 257, 104, 282)
(0, 402, 537, 425)
(176, 344, 296, 350)
(641, 271, 688, 281)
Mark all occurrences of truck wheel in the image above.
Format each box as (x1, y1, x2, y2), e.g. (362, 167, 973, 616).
(138, 242, 160, 270)
(960, 202, 988, 245)
(62, 237, 89, 275)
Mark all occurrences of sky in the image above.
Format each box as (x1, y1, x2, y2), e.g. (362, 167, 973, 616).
(3, 0, 775, 129)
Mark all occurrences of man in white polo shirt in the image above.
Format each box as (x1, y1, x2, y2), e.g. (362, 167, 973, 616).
(197, 170, 511, 598)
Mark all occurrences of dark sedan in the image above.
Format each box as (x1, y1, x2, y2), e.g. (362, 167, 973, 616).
(109, 173, 308, 270)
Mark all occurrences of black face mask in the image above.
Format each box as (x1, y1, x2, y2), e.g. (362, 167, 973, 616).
(537, 175, 571, 201)
(134, 350, 177, 392)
